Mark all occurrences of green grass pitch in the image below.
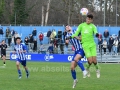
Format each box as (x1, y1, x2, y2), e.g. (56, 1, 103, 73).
(0, 60, 120, 90)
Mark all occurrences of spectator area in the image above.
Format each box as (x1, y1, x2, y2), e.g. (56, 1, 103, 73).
(1, 25, 120, 63)
(0, 25, 120, 44)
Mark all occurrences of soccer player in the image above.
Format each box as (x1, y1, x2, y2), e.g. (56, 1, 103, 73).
(72, 14, 100, 78)
(65, 25, 87, 88)
(13, 37, 29, 79)
(0, 40, 7, 66)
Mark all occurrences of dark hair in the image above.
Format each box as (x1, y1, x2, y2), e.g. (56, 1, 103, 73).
(65, 24, 70, 27)
(87, 14, 93, 19)
(16, 37, 21, 41)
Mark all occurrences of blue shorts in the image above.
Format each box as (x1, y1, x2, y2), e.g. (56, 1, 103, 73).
(16, 59, 26, 66)
(72, 49, 85, 61)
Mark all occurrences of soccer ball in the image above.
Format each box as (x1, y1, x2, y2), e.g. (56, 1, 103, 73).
(80, 8, 88, 16)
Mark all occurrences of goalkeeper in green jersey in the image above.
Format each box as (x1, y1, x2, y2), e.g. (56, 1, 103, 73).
(72, 14, 100, 78)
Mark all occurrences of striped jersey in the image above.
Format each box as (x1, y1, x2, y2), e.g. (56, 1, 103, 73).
(14, 43, 26, 60)
(66, 29, 82, 51)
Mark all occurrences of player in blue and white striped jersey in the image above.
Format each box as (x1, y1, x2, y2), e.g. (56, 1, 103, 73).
(13, 37, 29, 79)
(65, 25, 87, 88)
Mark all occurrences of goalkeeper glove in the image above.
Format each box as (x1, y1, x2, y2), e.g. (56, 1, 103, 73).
(95, 33, 99, 38)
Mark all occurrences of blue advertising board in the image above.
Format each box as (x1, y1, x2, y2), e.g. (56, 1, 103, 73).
(10, 53, 87, 63)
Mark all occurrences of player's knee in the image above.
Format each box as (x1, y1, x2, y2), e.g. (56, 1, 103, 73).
(93, 61, 97, 65)
(16, 63, 19, 66)
(16, 61, 20, 66)
(88, 61, 92, 65)
(23, 66, 27, 69)
(74, 59, 79, 63)
(70, 66, 75, 71)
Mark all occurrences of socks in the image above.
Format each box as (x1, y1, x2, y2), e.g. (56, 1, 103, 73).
(18, 70, 22, 75)
(77, 60, 85, 71)
(3, 62, 5, 64)
(86, 63, 91, 70)
(25, 69, 29, 74)
(94, 63, 99, 69)
(86, 62, 99, 70)
(71, 70, 76, 80)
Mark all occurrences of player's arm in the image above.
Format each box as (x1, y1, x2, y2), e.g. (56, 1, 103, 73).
(93, 25, 99, 38)
(74, 36, 81, 40)
(5, 44, 7, 49)
(72, 24, 82, 38)
(13, 47, 16, 54)
(65, 38, 69, 44)
(22, 45, 27, 53)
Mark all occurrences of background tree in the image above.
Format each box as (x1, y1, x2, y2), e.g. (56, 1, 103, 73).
(0, 0, 119, 26)
(0, 0, 5, 23)
(11, 0, 28, 25)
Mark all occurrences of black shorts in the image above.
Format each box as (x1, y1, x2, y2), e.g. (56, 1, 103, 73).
(1, 52, 6, 58)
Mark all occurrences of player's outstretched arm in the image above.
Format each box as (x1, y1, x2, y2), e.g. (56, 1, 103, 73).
(74, 36, 81, 40)
(93, 24, 99, 38)
(72, 24, 81, 38)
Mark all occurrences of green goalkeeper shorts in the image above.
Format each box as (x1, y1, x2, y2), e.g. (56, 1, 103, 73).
(82, 43, 97, 58)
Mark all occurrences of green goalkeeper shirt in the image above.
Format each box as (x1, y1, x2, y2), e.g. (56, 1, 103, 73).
(72, 22, 98, 45)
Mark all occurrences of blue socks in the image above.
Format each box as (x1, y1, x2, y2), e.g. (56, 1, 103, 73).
(25, 69, 29, 74)
(71, 70, 76, 80)
(71, 61, 85, 80)
(18, 70, 21, 75)
(18, 69, 29, 75)
(77, 60, 85, 71)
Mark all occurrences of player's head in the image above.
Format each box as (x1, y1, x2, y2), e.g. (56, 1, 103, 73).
(16, 37, 21, 44)
(65, 25, 72, 32)
(1, 40, 5, 44)
(86, 14, 93, 24)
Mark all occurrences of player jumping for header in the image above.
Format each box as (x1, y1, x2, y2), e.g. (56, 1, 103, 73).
(72, 14, 100, 78)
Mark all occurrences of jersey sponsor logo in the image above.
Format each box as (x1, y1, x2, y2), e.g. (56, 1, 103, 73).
(84, 30, 89, 33)
(90, 26, 92, 28)
(44, 54, 54, 61)
(15, 45, 23, 51)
